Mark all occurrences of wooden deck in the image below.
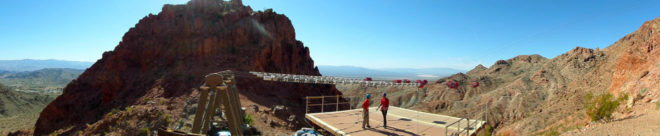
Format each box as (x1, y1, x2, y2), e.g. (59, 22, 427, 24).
(305, 107, 485, 136)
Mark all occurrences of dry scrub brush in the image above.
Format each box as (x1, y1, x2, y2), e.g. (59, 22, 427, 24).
(584, 92, 626, 122)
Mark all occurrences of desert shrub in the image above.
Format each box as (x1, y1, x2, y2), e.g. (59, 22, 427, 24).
(106, 108, 120, 117)
(140, 127, 150, 136)
(111, 108, 120, 115)
(244, 114, 254, 126)
(478, 125, 492, 136)
(545, 128, 560, 136)
(164, 114, 172, 123)
(619, 93, 629, 101)
(126, 106, 134, 113)
(584, 92, 624, 122)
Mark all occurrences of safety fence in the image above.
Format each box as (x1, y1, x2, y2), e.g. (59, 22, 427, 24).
(305, 95, 361, 114)
(445, 118, 480, 136)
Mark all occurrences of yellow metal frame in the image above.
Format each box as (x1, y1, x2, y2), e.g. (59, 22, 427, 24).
(191, 71, 244, 136)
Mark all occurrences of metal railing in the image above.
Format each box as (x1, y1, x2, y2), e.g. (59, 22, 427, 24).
(305, 95, 352, 114)
(250, 71, 422, 87)
(445, 118, 473, 136)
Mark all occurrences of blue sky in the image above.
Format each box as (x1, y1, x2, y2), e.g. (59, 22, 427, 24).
(1, 0, 659, 70)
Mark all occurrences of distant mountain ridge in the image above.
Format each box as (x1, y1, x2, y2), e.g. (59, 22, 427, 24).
(0, 59, 92, 72)
(0, 68, 83, 93)
(318, 65, 464, 80)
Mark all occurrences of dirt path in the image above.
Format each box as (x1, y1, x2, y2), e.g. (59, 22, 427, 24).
(563, 103, 660, 136)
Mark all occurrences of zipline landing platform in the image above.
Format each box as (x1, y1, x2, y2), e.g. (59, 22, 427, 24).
(305, 107, 485, 136)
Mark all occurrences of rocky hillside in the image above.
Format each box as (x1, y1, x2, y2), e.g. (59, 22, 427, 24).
(0, 83, 55, 117)
(34, 0, 339, 135)
(416, 17, 660, 135)
(336, 17, 660, 135)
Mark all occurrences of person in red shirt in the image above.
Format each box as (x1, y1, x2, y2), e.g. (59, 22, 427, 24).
(362, 93, 371, 129)
(377, 92, 390, 128)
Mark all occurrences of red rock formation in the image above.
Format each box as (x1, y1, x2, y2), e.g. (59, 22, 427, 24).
(34, 0, 339, 134)
(608, 17, 660, 95)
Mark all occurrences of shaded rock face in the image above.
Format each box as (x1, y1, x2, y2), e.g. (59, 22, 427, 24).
(34, 0, 339, 134)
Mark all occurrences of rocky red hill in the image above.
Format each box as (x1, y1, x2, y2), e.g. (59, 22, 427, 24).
(420, 17, 660, 135)
(34, 0, 340, 135)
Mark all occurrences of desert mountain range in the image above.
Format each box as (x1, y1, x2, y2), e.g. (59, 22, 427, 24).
(422, 17, 660, 135)
(0, 59, 92, 72)
(15, 0, 660, 135)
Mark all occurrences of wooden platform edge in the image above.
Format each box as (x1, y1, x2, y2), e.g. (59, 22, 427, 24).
(305, 114, 348, 136)
(305, 107, 487, 136)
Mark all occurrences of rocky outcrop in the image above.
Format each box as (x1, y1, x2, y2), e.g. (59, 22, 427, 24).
(34, 0, 339, 135)
(510, 54, 547, 64)
(467, 64, 487, 75)
(608, 17, 660, 96)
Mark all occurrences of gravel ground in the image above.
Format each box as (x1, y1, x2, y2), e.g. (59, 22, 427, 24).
(563, 103, 660, 136)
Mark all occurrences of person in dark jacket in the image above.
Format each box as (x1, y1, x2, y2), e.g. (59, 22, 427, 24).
(376, 93, 390, 128)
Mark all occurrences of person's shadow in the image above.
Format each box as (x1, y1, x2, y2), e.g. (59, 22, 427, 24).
(368, 126, 420, 136)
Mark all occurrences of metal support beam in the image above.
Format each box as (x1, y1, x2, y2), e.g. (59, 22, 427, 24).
(336, 95, 339, 112)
